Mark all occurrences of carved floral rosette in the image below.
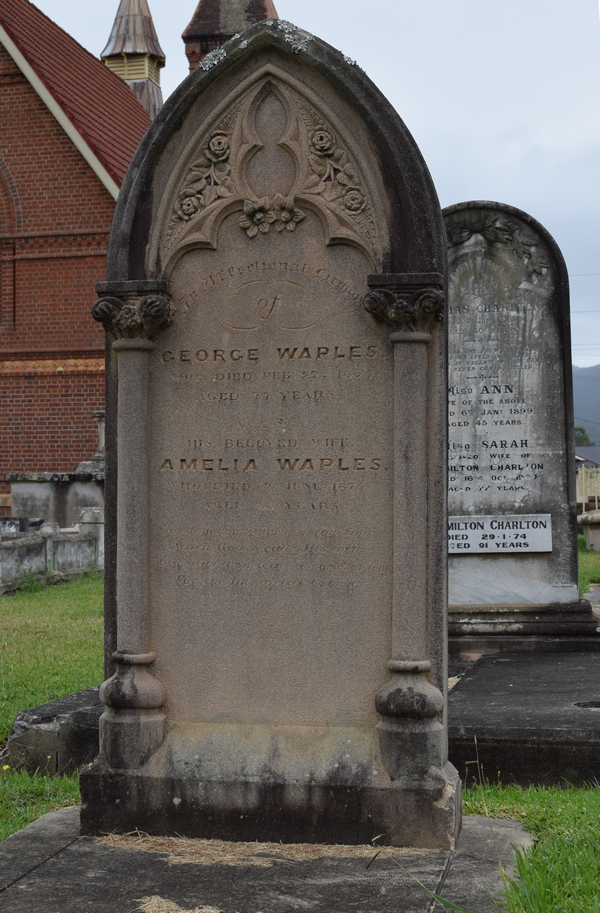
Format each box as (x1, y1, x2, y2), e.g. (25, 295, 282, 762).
(445, 210, 550, 284)
(157, 73, 381, 269)
(363, 274, 445, 331)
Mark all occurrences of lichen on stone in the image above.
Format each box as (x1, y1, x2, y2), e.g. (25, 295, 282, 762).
(200, 47, 226, 70)
(276, 20, 311, 53)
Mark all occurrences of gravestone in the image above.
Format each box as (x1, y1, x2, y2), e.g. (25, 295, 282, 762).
(80, 21, 460, 848)
(445, 201, 598, 658)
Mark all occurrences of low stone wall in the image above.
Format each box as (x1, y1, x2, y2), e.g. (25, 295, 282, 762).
(0, 529, 102, 593)
(7, 473, 104, 529)
(579, 509, 600, 551)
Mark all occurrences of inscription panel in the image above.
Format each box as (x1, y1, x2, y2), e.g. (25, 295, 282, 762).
(447, 263, 554, 512)
(445, 204, 578, 605)
(149, 214, 393, 724)
(448, 514, 552, 553)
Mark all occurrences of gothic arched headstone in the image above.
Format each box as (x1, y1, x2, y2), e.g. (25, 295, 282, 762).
(81, 21, 460, 848)
(445, 201, 597, 657)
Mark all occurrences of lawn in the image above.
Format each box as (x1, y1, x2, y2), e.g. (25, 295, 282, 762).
(465, 784, 600, 913)
(578, 534, 600, 597)
(2, 571, 600, 911)
(0, 572, 103, 841)
(0, 572, 104, 745)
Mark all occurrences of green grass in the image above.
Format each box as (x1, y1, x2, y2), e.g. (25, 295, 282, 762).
(463, 783, 600, 912)
(0, 767, 80, 842)
(0, 574, 103, 841)
(0, 573, 104, 747)
(578, 534, 600, 598)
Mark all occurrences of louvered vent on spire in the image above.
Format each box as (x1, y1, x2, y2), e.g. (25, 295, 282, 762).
(102, 0, 165, 119)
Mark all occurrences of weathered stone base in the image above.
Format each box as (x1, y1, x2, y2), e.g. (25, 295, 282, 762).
(449, 599, 600, 669)
(80, 761, 461, 849)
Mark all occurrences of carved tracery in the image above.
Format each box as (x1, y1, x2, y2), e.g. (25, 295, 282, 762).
(157, 72, 382, 271)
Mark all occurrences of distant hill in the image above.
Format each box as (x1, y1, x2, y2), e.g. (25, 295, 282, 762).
(573, 365, 600, 444)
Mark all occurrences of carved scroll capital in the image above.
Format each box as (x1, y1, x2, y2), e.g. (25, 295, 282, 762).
(363, 273, 444, 331)
(92, 281, 173, 340)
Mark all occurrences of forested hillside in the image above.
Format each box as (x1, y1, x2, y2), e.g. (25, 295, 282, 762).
(573, 365, 600, 443)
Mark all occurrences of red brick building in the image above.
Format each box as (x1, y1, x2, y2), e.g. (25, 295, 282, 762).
(0, 0, 151, 505)
(0, 0, 278, 514)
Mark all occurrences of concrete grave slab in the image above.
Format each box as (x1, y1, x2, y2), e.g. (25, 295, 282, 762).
(449, 651, 600, 786)
(0, 808, 530, 913)
(1, 688, 101, 776)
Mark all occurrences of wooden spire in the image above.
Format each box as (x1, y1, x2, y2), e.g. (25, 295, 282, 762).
(102, 0, 166, 119)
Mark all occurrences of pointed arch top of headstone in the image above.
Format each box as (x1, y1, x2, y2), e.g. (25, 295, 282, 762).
(107, 20, 445, 283)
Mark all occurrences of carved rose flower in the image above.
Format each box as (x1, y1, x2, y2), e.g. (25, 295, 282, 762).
(342, 187, 365, 214)
(205, 133, 230, 163)
(239, 198, 276, 238)
(114, 304, 140, 336)
(310, 129, 336, 156)
(176, 194, 201, 221)
(272, 194, 306, 232)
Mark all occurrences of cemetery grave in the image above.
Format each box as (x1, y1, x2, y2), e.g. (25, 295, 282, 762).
(445, 201, 599, 662)
(82, 18, 459, 848)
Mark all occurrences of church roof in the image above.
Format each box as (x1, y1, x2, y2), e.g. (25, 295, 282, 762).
(101, 0, 165, 61)
(183, 0, 279, 39)
(0, 0, 151, 198)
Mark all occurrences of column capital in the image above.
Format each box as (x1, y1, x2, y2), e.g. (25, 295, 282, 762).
(92, 280, 173, 340)
(363, 273, 444, 331)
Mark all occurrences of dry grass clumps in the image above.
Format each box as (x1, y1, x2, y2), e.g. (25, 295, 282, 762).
(138, 898, 221, 913)
(98, 832, 425, 868)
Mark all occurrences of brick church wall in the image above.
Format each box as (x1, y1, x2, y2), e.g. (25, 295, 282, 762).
(0, 45, 112, 497)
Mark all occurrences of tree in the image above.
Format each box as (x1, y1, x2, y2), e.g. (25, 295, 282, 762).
(575, 426, 595, 446)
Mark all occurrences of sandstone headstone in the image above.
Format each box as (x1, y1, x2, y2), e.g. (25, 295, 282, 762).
(80, 21, 460, 848)
(445, 201, 597, 655)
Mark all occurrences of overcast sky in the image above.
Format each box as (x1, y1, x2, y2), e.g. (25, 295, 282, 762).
(34, 0, 600, 369)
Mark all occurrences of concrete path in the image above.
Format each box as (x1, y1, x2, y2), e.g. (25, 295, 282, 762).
(0, 807, 531, 913)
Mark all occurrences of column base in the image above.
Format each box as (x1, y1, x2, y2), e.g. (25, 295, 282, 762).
(99, 707, 166, 769)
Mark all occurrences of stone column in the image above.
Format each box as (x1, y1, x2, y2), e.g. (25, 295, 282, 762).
(364, 274, 449, 777)
(92, 410, 105, 460)
(92, 281, 172, 769)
